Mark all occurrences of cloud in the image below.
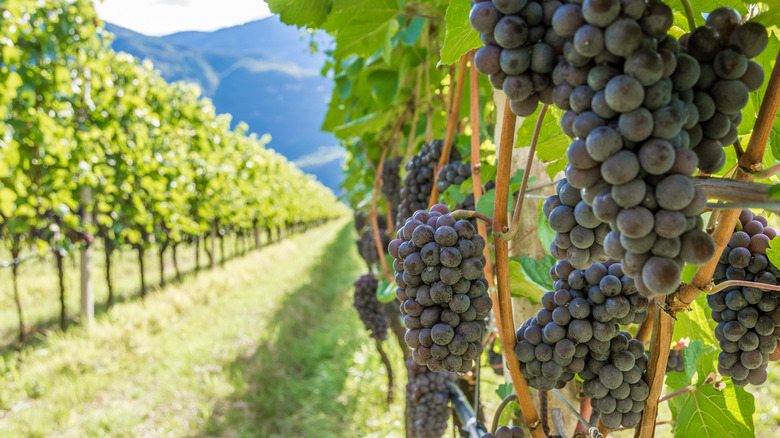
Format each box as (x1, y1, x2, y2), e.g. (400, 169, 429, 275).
(294, 146, 345, 169)
(92, 0, 271, 36)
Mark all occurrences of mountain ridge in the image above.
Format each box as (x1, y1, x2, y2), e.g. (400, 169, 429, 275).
(104, 17, 343, 193)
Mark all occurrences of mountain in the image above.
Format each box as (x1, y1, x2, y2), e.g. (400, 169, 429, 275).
(105, 18, 344, 193)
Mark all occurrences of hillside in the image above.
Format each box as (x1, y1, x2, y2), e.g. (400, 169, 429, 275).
(105, 18, 343, 193)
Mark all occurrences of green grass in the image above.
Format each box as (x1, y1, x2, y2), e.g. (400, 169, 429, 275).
(0, 220, 405, 437)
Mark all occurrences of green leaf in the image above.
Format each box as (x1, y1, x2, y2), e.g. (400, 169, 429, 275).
(324, 0, 401, 60)
(537, 204, 555, 251)
(496, 382, 514, 399)
(376, 278, 396, 303)
(749, 7, 780, 26)
(517, 255, 556, 291)
(668, 382, 755, 438)
(545, 158, 567, 181)
(398, 16, 426, 46)
(266, 0, 332, 28)
(476, 188, 511, 218)
(440, 0, 481, 65)
(508, 257, 547, 303)
(480, 162, 498, 184)
(515, 107, 568, 165)
(767, 237, 780, 269)
(682, 340, 704, 381)
(769, 184, 780, 201)
(674, 293, 718, 347)
(367, 69, 400, 109)
(332, 111, 393, 138)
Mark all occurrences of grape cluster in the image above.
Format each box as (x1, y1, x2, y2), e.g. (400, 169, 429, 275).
(709, 210, 780, 386)
(437, 161, 472, 193)
(544, 178, 610, 269)
(397, 140, 462, 229)
(353, 274, 389, 341)
(681, 9, 769, 173)
(541, 0, 722, 295)
(514, 260, 649, 428)
(406, 360, 456, 438)
(356, 228, 391, 272)
(390, 204, 491, 373)
(469, 0, 559, 116)
(579, 331, 649, 429)
(666, 344, 685, 373)
(480, 426, 525, 438)
(382, 156, 404, 220)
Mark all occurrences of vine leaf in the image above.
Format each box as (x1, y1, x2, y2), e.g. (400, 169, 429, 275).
(682, 339, 705, 380)
(516, 255, 555, 291)
(767, 237, 780, 268)
(323, 0, 401, 60)
(537, 206, 555, 251)
(667, 381, 755, 438)
(508, 257, 547, 304)
(367, 69, 400, 109)
(265, 0, 332, 28)
(768, 184, 780, 201)
(440, 0, 481, 65)
(674, 293, 717, 347)
(333, 110, 394, 138)
(376, 277, 395, 303)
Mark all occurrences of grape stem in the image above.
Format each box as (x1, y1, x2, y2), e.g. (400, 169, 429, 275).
(469, 49, 497, 290)
(375, 338, 394, 405)
(680, 0, 697, 30)
(493, 99, 546, 438)
(428, 54, 468, 207)
(693, 176, 780, 205)
(403, 68, 423, 163)
(747, 161, 780, 179)
(499, 104, 549, 242)
(633, 299, 655, 344)
(550, 388, 598, 434)
(371, 145, 395, 283)
(708, 279, 780, 294)
(450, 209, 495, 227)
(490, 393, 519, 434)
(706, 202, 780, 211)
(637, 50, 780, 438)
(360, 139, 378, 175)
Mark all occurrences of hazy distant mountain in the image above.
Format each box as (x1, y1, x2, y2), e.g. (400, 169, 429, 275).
(105, 18, 344, 193)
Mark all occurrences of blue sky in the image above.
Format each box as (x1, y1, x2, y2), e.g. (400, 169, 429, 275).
(91, 0, 272, 35)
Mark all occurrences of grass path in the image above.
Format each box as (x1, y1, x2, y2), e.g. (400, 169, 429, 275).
(0, 219, 405, 437)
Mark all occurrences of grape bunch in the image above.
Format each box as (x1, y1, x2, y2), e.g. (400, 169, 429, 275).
(479, 425, 525, 438)
(514, 260, 649, 428)
(469, 0, 560, 116)
(708, 210, 780, 386)
(396, 140, 462, 229)
(437, 161, 472, 193)
(390, 204, 491, 373)
(543, 178, 610, 269)
(666, 340, 685, 373)
(540, 0, 722, 295)
(406, 360, 456, 438)
(356, 228, 391, 272)
(681, 8, 769, 173)
(579, 330, 649, 429)
(382, 156, 404, 220)
(353, 274, 389, 341)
